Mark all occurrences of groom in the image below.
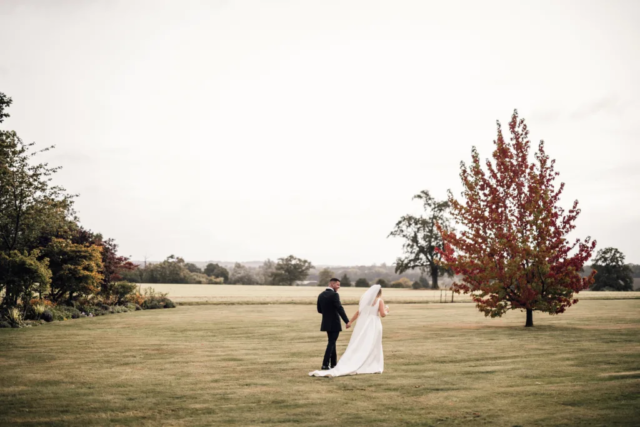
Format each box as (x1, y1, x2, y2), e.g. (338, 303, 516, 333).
(317, 278, 350, 370)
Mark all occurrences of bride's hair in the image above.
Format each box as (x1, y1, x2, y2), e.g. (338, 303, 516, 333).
(377, 289, 382, 298)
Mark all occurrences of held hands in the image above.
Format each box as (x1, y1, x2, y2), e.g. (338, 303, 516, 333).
(346, 322, 352, 329)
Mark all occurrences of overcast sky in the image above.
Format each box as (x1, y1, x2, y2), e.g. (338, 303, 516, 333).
(1, 0, 639, 265)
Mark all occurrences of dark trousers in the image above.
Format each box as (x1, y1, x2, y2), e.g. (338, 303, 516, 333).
(322, 331, 340, 368)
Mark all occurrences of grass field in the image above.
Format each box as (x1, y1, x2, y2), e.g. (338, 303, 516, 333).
(1, 299, 639, 426)
(139, 283, 640, 305)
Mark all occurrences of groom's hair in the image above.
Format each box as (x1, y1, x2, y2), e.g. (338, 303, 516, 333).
(329, 278, 340, 283)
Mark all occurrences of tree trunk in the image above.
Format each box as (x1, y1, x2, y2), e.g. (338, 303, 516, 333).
(431, 264, 439, 290)
(525, 309, 533, 327)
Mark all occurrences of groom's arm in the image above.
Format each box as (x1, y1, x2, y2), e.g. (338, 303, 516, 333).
(317, 295, 322, 314)
(333, 292, 350, 324)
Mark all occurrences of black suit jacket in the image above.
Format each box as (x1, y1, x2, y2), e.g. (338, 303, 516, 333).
(317, 289, 349, 332)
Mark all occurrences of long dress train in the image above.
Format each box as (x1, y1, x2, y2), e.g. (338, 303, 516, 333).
(309, 288, 384, 378)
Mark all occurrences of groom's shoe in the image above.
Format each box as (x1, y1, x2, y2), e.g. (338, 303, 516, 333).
(321, 366, 330, 370)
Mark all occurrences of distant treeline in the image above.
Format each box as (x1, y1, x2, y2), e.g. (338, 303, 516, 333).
(125, 256, 640, 290)
(123, 255, 451, 288)
(582, 264, 640, 279)
(123, 255, 317, 287)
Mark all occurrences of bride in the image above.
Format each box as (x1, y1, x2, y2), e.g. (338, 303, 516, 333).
(309, 284, 389, 378)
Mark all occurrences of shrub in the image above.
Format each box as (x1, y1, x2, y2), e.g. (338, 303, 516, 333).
(80, 305, 95, 316)
(63, 306, 81, 319)
(106, 281, 138, 305)
(22, 320, 42, 327)
(111, 306, 129, 314)
(50, 308, 66, 321)
(0, 321, 12, 328)
(6, 307, 23, 327)
(0, 250, 52, 309)
(45, 306, 81, 321)
(29, 298, 54, 307)
(42, 310, 54, 322)
(412, 281, 423, 289)
(145, 301, 162, 310)
(139, 286, 176, 309)
(127, 286, 145, 306)
(390, 277, 413, 288)
(355, 278, 370, 288)
(189, 272, 210, 284)
(29, 304, 46, 320)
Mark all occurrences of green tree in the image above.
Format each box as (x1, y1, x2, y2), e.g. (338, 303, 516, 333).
(70, 228, 137, 296)
(204, 263, 230, 283)
(1, 96, 76, 253)
(229, 263, 258, 285)
(203, 263, 217, 276)
(259, 259, 276, 285)
(271, 255, 314, 286)
(340, 273, 352, 287)
(355, 278, 370, 288)
(120, 267, 144, 283)
(0, 92, 11, 123)
(418, 275, 431, 289)
(591, 247, 634, 291)
(318, 268, 335, 288)
(0, 249, 51, 310)
(184, 263, 202, 274)
(43, 238, 104, 303)
(143, 255, 193, 284)
(376, 278, 389, 288)
(389, 190, 453, 289)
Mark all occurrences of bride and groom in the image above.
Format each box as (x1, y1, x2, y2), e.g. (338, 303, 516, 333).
(309, 278, 389, 378)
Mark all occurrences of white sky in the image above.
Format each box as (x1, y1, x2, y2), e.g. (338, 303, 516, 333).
(1, 0, 639, 265)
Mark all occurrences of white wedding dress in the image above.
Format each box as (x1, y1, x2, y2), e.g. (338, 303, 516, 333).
(309, 285, 384, 378)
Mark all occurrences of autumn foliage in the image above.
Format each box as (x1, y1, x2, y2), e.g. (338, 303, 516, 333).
(437, 110, 596, 327)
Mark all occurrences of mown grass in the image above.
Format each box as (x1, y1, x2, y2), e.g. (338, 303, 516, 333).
(0, 300, 639, 426)
(140, 283, 640, 305)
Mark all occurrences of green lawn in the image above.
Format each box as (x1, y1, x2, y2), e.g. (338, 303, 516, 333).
(1, 300, 639, 426)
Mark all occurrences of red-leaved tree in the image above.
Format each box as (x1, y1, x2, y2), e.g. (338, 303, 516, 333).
(437, 110, 596, 327)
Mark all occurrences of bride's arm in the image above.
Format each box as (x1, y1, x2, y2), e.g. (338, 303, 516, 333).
(378, 299, 389, 317)
(347, 310, 359, 328)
